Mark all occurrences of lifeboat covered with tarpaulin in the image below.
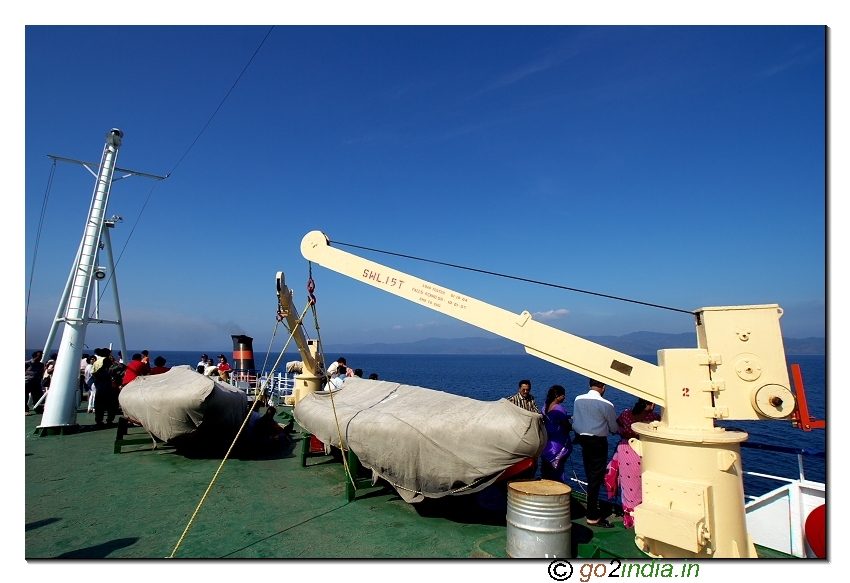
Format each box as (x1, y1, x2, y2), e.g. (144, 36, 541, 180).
(118, 365, 248, 443)
(293, 377, 545, 502)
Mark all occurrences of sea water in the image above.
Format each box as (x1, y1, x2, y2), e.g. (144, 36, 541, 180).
(31, 348, 825, 498)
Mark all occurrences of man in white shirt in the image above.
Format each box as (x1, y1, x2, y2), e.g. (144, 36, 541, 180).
(322, 364, 346, 391)
(327, 357, 353, 378)
(572, 378, 618, 528)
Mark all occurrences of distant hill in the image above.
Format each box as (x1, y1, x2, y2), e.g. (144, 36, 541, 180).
(323, 332, 825, 356)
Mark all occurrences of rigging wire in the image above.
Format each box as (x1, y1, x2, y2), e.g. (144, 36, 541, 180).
(94, 178, 160, 303)
(25, 159, 58, 346)
(167, 25, 275, 177)
(94, 26, 276, 303)
(329, 239, 695, 315)
(32, 28, 277, 328)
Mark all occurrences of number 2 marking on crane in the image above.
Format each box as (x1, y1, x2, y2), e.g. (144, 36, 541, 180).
(682, 388, 690, 397)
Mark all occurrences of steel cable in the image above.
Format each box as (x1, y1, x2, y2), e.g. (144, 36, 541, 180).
(25, 159, 57, 346)
(329, 239, 694, 315)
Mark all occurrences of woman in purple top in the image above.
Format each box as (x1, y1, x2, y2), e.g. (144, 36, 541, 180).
(539, 385, 573, 483)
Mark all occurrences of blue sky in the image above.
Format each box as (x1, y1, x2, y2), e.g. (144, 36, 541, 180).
(21, 23, 828, 352)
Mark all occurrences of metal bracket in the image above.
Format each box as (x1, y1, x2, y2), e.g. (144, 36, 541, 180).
(703, 406, 729, 419)
(698, 354, 723, 366)
(700, 379, 726, 392)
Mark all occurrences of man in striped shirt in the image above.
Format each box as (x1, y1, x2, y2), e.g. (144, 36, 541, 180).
(507, 379, 538, 413)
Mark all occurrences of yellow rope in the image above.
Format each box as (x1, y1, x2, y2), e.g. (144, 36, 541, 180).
(306, 299, 356, 490)
(258, 314, 282, 376)
(168, 301, 313, 558)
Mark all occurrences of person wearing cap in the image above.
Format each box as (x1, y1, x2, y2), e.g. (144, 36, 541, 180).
(197, 354, 209, 370)
(216, 355, 232, 382)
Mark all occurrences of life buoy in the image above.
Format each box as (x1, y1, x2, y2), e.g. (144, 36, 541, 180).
(804, 504, 826, 558)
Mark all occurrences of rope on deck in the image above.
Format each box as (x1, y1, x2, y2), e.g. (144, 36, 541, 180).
(168, 300, 313, 558)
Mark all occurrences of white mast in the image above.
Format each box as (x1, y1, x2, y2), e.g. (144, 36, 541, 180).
(38, 129, 164, 435)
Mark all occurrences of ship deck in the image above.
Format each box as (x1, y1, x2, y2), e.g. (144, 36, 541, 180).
(24, 405, 788, 560)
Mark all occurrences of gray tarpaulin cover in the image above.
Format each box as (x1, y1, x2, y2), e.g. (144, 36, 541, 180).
(294, 377, 545, 502)
(118, 365, 248, 442)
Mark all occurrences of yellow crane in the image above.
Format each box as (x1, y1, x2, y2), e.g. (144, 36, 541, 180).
(297, 230, 798, 559)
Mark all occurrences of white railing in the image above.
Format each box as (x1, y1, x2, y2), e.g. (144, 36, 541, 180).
(739, 443, 823, 500)
(229, 370, 295, 406)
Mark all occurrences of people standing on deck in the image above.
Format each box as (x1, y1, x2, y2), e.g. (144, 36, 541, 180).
(150, 356, 170, 375)
(25, 350, 45, 414)
(507, 379, 538, 412)
(92, 348, 119, 426)
(84, 355, 96, 413)
(79, 354, 90, 396)
(572, 379, 618, 528)
(108, 353, 127, 405)
(42, 354, 58, 391)
(540, 385, 573, 483)
(197, 354, 209, 373)
(122, 353, 151, 386)
(607, 398, 661, 529)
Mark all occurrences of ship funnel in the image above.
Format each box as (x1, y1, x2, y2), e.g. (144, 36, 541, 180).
(231, 334, 255, 373)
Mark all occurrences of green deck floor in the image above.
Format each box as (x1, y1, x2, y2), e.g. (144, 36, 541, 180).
(25, 405, 787, 560)
(27, 406, 522, 558)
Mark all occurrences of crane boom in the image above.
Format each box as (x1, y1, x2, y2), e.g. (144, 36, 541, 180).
(275, 271, 324, 404)
(275, 271, 319, 375)
(301, 231, 665, 404)
(299, 230, 799, 559)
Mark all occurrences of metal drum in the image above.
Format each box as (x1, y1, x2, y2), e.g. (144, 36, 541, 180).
(506, 479, 572, 558)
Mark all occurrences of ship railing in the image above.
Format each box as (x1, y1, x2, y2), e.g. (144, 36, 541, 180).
(739, 441, 825, 500)
(228, 369, 296, 406)
(740, 441, 825, 558)
(563, 440, 824, 500)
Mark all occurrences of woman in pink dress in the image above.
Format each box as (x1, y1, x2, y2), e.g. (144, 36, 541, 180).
(611, 399, 661, 528)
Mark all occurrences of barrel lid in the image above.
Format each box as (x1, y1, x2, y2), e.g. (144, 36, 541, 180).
(508, 479, 571, 496)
